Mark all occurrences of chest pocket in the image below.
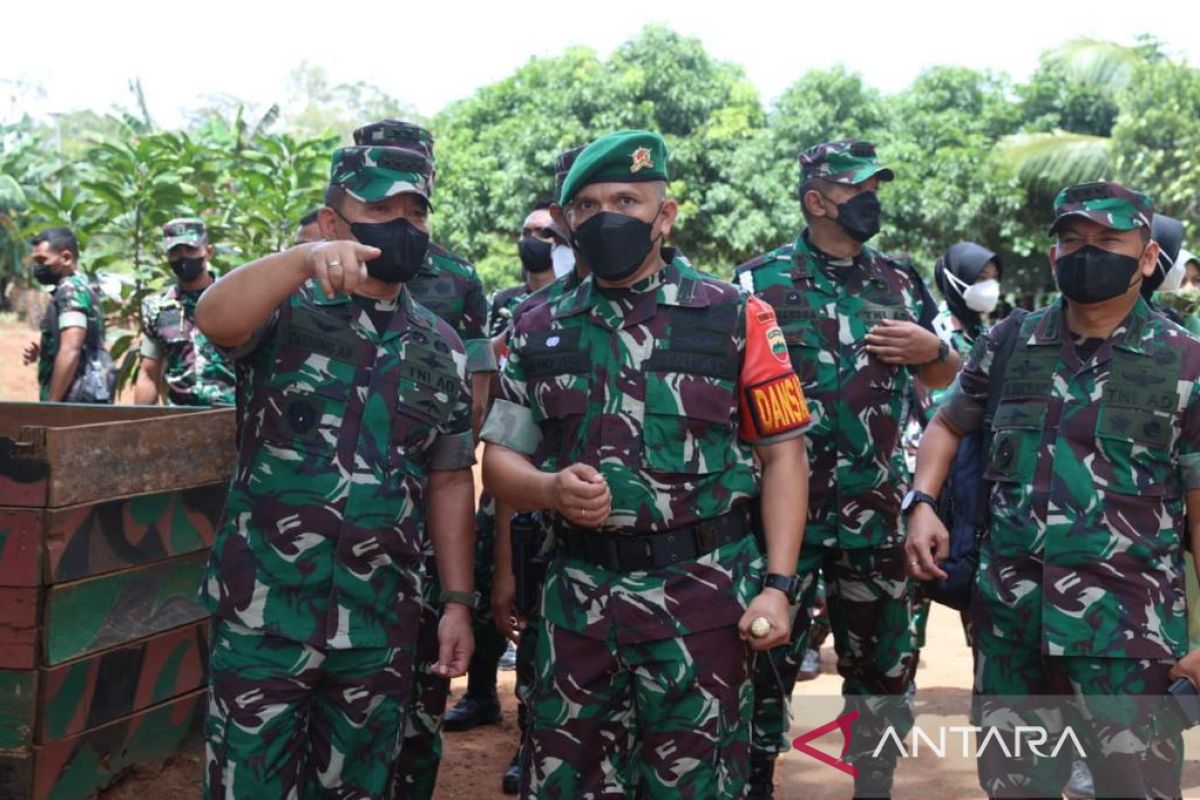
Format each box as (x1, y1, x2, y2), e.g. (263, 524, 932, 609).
(263, 380, 352, 459)
(983, 399, 1047, 486)
(524, 328, 589, 469)
(1093, 351, 1181, 497)
(157, 307, 188, 344)
(642, 370, 737, 475)
(394, 343, 458, 454)
(1094, 405, 1175, 498)
(775, 295, 823, 387)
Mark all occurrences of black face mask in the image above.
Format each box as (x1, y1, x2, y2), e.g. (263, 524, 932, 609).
(1054, 245, 1144, 305)
(33, 264, 60, 286)
(170, 256, 206, 282)
(348, 216, 430, 284)
(825, 191, 882, 243)
(571, 209, 661, 282)
(518, 236, 554, 273)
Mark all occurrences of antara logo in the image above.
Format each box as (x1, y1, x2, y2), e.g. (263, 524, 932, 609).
(789, 711, 1086, 774)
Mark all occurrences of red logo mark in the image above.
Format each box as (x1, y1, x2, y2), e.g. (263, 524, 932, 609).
(790, 709, 859, 777)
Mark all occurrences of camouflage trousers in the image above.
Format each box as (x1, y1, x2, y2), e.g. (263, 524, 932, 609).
(394, 503, 509, 800)
(203, 619, 415, 800)
(523, 618, 752, 799)
(752, 542, 916, 774)
(973, 626, 1182, 798)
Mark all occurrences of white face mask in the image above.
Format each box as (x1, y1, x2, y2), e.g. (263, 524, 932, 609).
(944, 270, 1000, 314)
(963, 278, 1001, 313)
(551, 243, 576, 279)
(1159, 253, 1186, 292)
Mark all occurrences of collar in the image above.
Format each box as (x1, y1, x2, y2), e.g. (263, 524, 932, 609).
(552, 257, 706, 322)
(1031, 296, 1153, 359)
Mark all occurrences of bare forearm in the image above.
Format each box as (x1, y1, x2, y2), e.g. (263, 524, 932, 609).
(133, 360, 161, 405)
(427, 468, 476, 595)
(471, 372, 493, 441)
(917, 349, 961, 389)
(912, 410, 965, 497)
(48, 343, 82, 401)
(196, 245, 314, 348)
(757, 438, 808, 575)
(493, 500, 515, 587)
(482, 444, 556, 512)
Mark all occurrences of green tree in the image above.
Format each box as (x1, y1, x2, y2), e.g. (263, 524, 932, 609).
(431, 25, 766, 290)
(1111, 57, 1200, 221)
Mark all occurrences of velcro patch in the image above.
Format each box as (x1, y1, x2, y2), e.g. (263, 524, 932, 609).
(746, 374, 811, 437)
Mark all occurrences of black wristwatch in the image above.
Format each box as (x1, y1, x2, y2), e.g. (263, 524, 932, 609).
(763, 573, 801, 603)
(900, 489, 938, 517)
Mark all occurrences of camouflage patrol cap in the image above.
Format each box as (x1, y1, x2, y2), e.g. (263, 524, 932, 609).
(799, 140, 894, 185)
(162, 217, 207, 251)
(1049, 181, 1154, 234)
(553, 145, 586, 200)
(559, 130, 668, 205)
(352, 119, 435, 160)
(329, 146, 435, 203)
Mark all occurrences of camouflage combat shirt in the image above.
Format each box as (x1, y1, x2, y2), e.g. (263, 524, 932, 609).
(406, 241, 496, 374)
(942, 298, 1200, 659)
(140, 280, 236, 406)
(483, 260, 811, 643)
(38, 272, 106, 401)
(200, 282, 476, 649)
(736, 231, 937, 550)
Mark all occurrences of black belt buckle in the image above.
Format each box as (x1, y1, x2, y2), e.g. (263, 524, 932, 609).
(694, 519, 717, 554)
(615, 536, 654, 572)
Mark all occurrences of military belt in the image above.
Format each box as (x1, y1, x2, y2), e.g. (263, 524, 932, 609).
(555, 504, 751, 572)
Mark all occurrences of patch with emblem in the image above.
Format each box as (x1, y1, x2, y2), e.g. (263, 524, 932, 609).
(630, 147, 654, 174)
(746, 374, 811, 437)
(766, 325, 789, 364)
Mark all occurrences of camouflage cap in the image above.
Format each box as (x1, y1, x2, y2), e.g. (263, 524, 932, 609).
(799, 140, 894, 185)
(329, 146, 435, 203)
(559, 130, 668, 206)
(1049, 181, 1154, 234)
(352, 119, 435, 160)
(553, 145, 586, 200)
(162, 217, 207, 251)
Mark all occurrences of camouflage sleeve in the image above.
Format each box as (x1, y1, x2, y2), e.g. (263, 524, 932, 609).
(1178, 377, 1200, 491)
(737, 296, 812, 445)
(56, 278, 91, 330)
(479, 327, 541, 456)
(139, 297, 164, 359)
(218, 307, 281, 362)
(461, 271, 497, 374)
(429, 337, 477, 471)
(938, 318, 1009, 434)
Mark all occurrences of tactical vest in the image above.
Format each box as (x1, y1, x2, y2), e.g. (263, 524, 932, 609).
(987, 310, 1184, 505)
(235, 295, 459, 493)
(528, 277, 744, 480)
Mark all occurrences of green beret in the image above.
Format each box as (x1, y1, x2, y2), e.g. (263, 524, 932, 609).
(559, 130, 668, 206)
(329, 146, 434, 203)
(1049, 181, 1154, 234)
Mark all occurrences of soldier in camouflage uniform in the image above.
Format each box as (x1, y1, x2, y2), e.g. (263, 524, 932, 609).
(735, 140, 960, 797)
(194, 136, 476, 800)
(23, 227, 107, 402)
(134, 218, 235, 406)
(347, 121, 498, 800)
(437, 201, 571, 751)
(486, 202, 566, 339)
(482, 130, 813, 799)
(908, 181, 1200, 798)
